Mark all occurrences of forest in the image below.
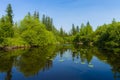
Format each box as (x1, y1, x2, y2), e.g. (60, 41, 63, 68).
(0, 4, 120, 52)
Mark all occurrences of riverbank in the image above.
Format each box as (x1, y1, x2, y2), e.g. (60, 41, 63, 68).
(0, 45, 31, 51)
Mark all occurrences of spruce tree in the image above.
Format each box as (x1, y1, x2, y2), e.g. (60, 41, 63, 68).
(5, 4, 14, 37)
(6, 4, 13, 25)
(71, 24, 76, 35)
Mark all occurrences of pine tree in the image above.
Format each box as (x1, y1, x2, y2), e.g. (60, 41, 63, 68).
(36, 12, 39, 19)
(33, 11, 37, 19)
(76, 26, 79, 33)
(42, 14, 45, 24)
(86, 21, 93, 34)
(28, 12, 31, 17)
(4, 4, 14, 37)
(42, 15, 54, 31)
(60, 27, 64, 37)
(33, 11, 39, 20)
(6, 4, 13, 25)
(71, 24, 76, 35)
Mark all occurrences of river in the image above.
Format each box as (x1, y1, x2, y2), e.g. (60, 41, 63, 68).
(0, 44, 120, 80)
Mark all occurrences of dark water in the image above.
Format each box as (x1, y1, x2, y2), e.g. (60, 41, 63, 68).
(0, 44, 120, 80)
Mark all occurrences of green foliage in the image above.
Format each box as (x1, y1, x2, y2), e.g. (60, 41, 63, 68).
(20, 13, 56, 46)
(93, 24, 108, 44)
(33, 11, 39, 20)
(42, 15, 54, 31)
(41, 14, 64, 43)
(3, 37, 28, 46)
(65, 36, 75, 43)
(73, 22, 93, 45)
(0, 16, 14, 38)
(71, 24, 76, 35)
(0, 4, 58, 47)
(6, 4, 14, 37)
(0, 4, 120, 53)
(0, 4, 14, 46)
(60, 27, 64, 37)
(96, 22, 120, 50)
(70, 24, 80, 36)
(73, 20, 120, 52)
(6, 4, 13, 25)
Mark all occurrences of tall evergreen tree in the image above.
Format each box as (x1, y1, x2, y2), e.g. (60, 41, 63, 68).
(42, 14, 45, 24)
(76, 26, 79, 33)
(36, 12, 39, 19)
(6, 4, 13, 25)
(42, 15, 54, 31)
(60, 27, 64, 37)
(33, 11, 39, 20)
(3, 4, 14, 38)
(71, 24, 76, 35)
(28, 12, 31, 18)
(85, 22, 93, 35)
(33, 11, 37, 19)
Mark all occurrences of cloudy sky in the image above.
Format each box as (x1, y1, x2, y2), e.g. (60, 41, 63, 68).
(0, 0, 120, 31)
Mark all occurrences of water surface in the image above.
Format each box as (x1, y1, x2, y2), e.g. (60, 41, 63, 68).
(0, 44, 120, 80)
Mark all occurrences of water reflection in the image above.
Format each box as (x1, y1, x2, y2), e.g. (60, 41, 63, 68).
(0, 44, 120, 80)
(0, 50, 24, 80)
(72, 44, 120, 80)
(15, 45, 58, 76)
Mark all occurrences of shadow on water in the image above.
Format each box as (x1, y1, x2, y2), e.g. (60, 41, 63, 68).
(0, 44, 120, 80)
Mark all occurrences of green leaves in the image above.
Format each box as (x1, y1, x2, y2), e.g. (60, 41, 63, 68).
(94, 21, 120, 52)
(73, 22, 93, 45)
(73, 20, 120, 52)
(0, 4, 58, 47)
(20, 13, 56, 47)
(0, 4, 14, 46)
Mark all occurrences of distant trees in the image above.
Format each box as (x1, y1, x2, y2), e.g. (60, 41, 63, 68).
(73, 22, 93, 45)
(70, 24, 80, 36)
(71, 24, 76, 35)
(41, 14, 64, 43)
(33, 11, 39, 20)
(60, 27, 64, 37)
(73, 20, 120, 52)
(42, 14, 54, 31)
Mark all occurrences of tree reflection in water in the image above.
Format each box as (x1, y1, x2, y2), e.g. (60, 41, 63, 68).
(15, 45, 57, 77)
(0, 44, 120, 80)
(72, 44, 120, 80)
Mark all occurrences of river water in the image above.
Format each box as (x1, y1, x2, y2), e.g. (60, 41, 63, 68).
(0, 44, 120, 80)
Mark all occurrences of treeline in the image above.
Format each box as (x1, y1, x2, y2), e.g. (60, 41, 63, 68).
(0, 4, 119, 52)
(73, 20, 120, 52)
(0, 4, 65, 48)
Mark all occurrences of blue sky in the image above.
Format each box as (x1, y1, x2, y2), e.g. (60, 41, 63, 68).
(0, 0, 120, 32)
